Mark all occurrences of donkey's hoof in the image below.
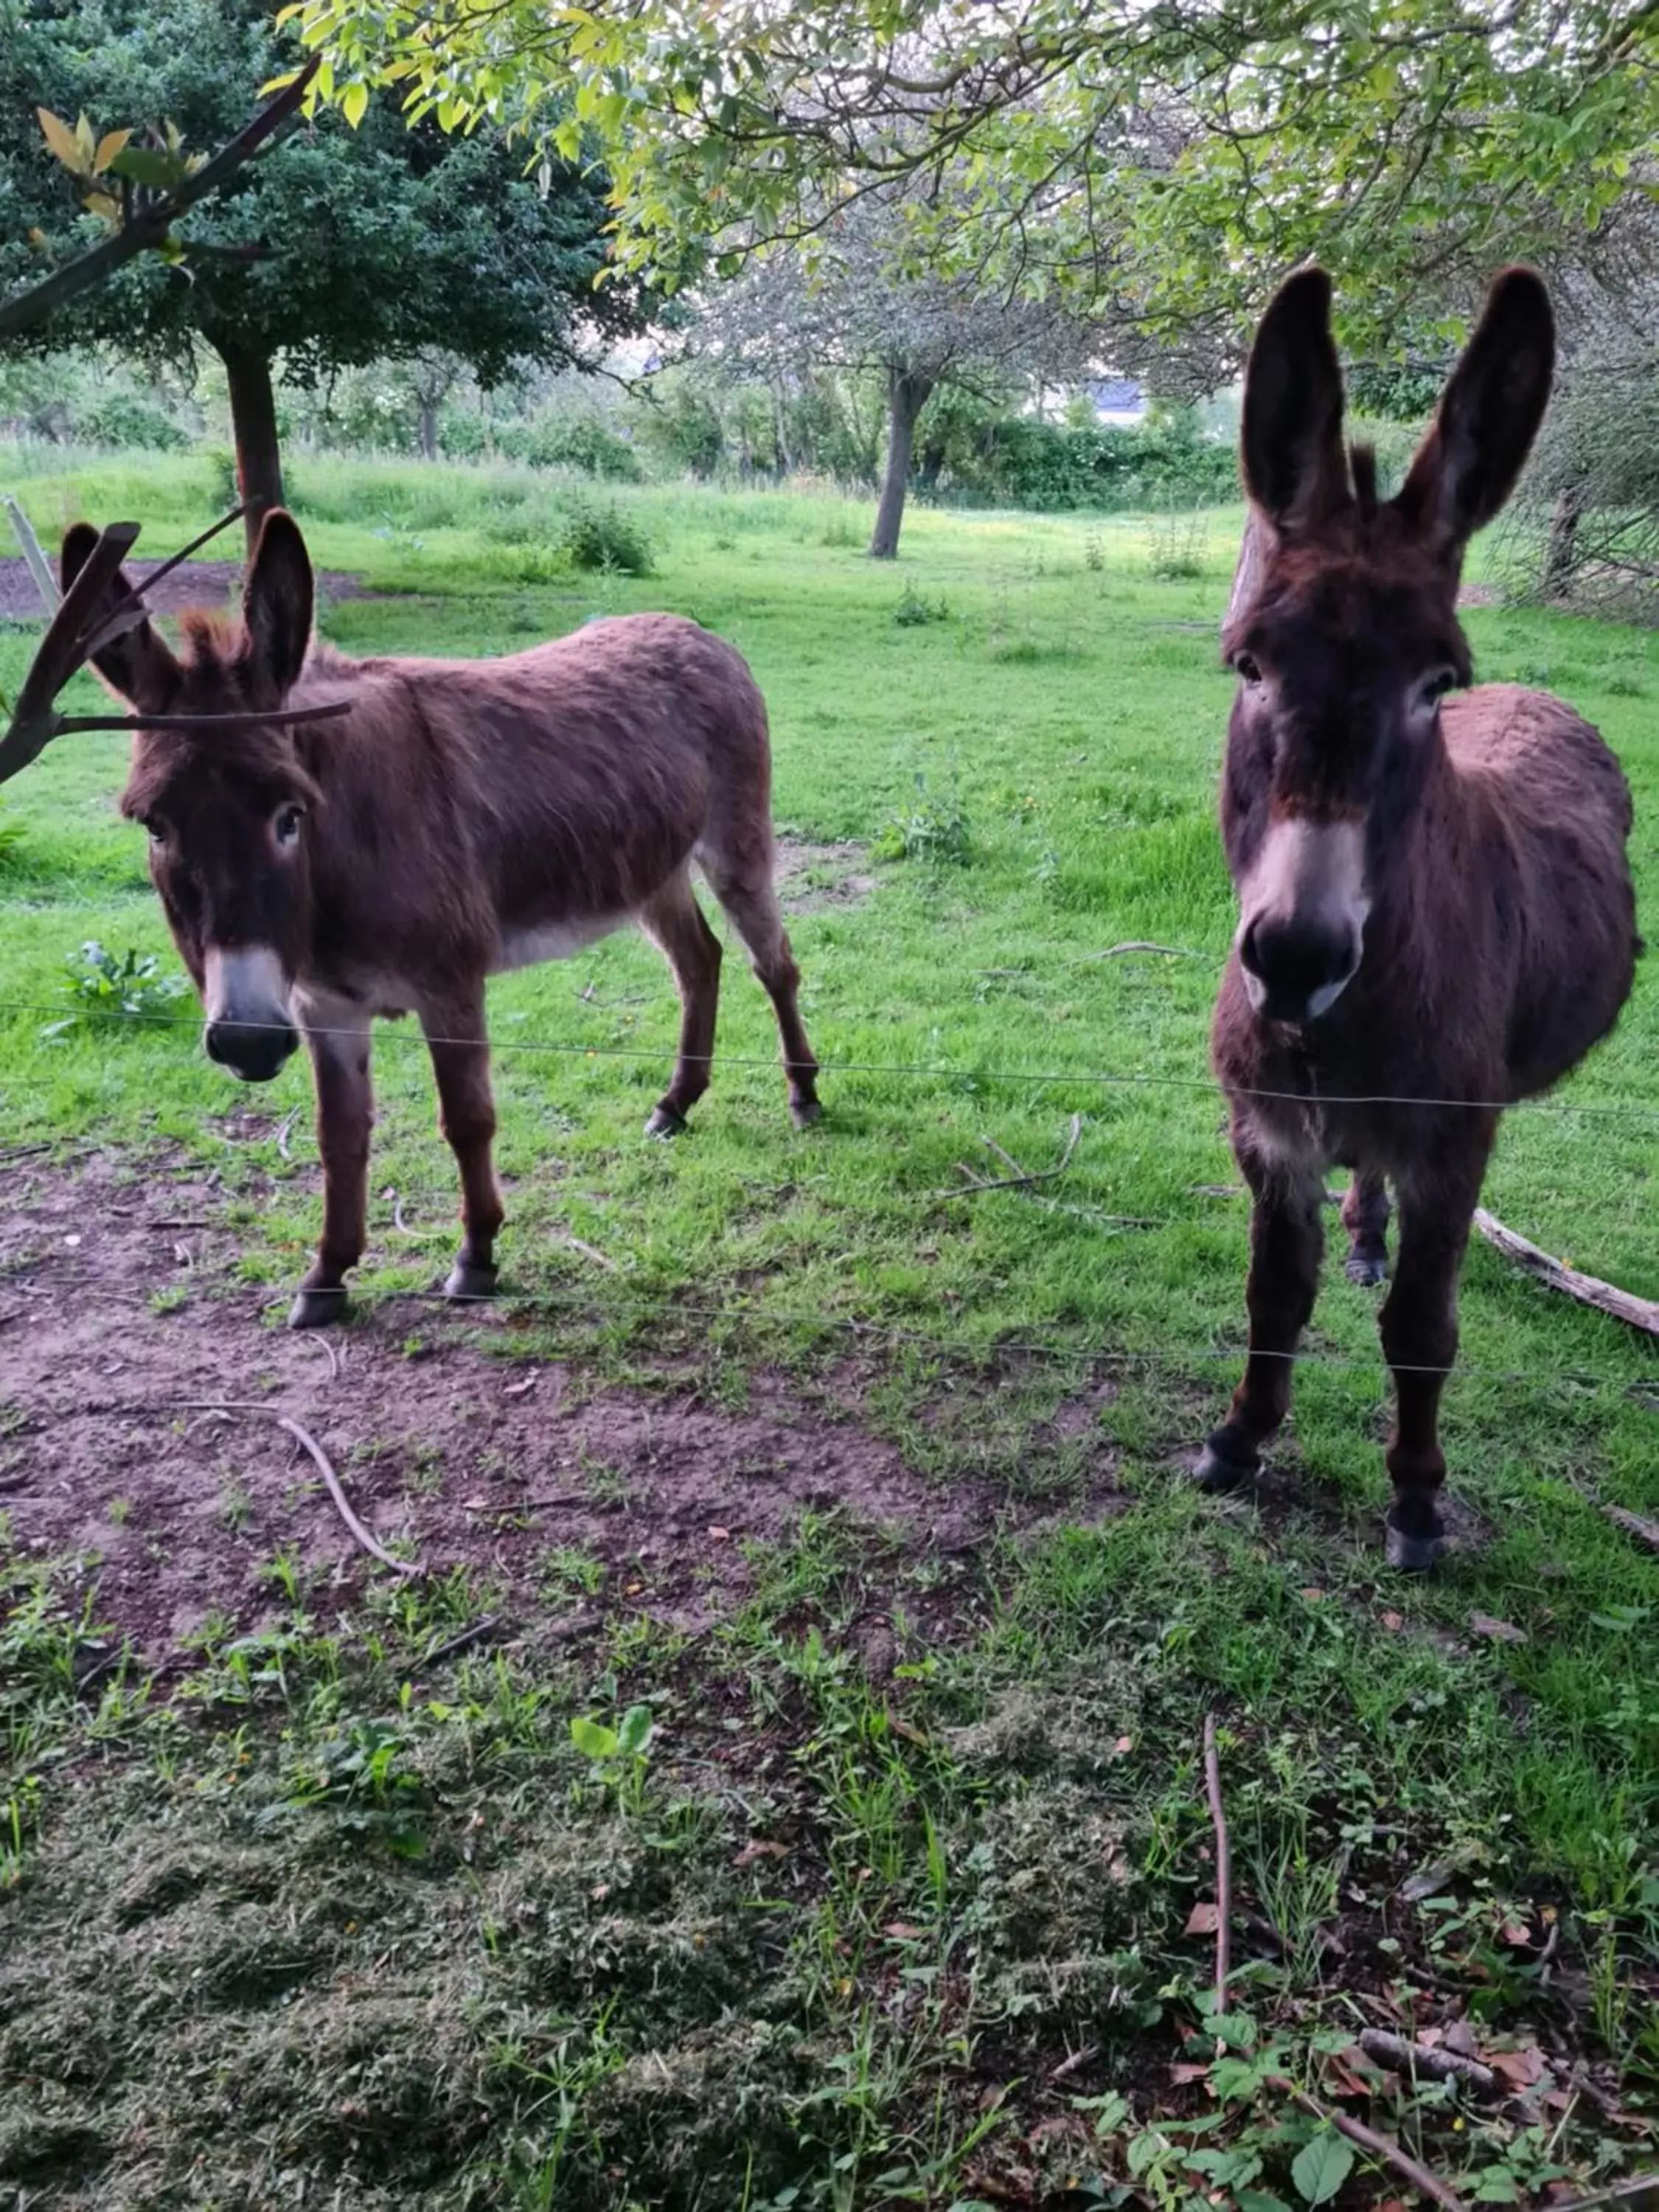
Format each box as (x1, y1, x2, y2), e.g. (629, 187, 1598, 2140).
(289, 1285, 349, 1330)
(1385, 1511, 1447, 1573)
(645, 1105, 687, 1141)
(1346, 1245, 1388, 1287)
(1193, 1436, 1259, 1493)
(444, 1260, 498, 1304)
(790, 1097, 823, 1130)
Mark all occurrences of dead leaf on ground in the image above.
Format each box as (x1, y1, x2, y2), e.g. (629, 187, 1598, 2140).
(1470, 1610, 1528, 1644)
(1488, 2045, 1548, 2090)
(1169, 2062, 1211, 2086)
(732, 1839, 790, 1868)
(1185, 1902, 1222, 1935)
(883, 1921, 928, 1940)
(1380, 1609, 1405, 1631)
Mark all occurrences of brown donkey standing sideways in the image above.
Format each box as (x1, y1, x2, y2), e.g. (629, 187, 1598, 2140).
(50, 511, 821, 1326)
(1200, 265, 1637, 1568)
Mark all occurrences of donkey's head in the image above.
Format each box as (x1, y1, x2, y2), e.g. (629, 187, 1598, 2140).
(62, 509, 324, 1081)
(1221, 266, 1554, 1026)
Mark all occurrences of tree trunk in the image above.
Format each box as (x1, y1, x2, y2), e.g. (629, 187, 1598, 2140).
(211, 334, 284, 559)
(869, 369, 932, 558)
(418, 401, 439, 462)
(1543, 481, 1584, 599)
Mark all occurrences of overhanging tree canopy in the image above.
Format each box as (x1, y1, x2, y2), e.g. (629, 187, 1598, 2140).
(293, 0, 1659, 351)
(3, 0, 647, 546)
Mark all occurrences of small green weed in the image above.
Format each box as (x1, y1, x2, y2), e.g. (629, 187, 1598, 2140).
(570, 1703, 655, 1815)
(44, 940, 189, 1035)
(874, 765, 973, 866)
(1147, 503, 1208, 580)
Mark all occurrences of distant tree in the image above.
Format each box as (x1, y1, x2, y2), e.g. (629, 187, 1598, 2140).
(1, 0, 646, 549)
(700, 189, 1197, 557)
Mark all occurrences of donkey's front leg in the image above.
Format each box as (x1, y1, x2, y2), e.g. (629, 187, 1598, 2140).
(1196, 1137, 1325, 1490)
(421, 991, 504, 1303)
(291, 1008, 374, 1329)
(1378, 1143, 1490, 1571)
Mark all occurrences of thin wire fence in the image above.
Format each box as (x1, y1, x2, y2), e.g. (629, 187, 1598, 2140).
(5, 1257, 1656, 1398)
(4, 992, 1659, 1120)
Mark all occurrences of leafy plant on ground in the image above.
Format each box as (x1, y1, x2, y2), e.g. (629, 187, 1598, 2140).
(44, 939, 189, 1034)
(874, 762, 973, 865)
(558, 492, 654, 574)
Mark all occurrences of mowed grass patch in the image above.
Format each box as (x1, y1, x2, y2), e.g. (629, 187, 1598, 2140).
(1, 450, 1657, 2206)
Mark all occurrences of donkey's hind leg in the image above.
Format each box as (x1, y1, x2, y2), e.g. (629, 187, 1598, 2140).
(639, 870, 723, 1138)
(1341, 1169, 1390, 1286)
(421, 987, 504, 1302)
(698, 851, 821, 1127)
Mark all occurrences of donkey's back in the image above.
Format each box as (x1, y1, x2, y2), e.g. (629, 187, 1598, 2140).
(1444, 683, 1636, 1097)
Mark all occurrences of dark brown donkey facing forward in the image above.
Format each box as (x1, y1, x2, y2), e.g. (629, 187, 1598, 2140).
(1200, 265, 1636, 1568)
(42, 511, 821, 1326)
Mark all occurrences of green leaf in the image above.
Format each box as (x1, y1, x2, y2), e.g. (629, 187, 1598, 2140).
(1291, 2129, 1354, 2205)
(108, 147, 187, 188)
(616, 1703, 654, 1757)
(341, 78, 369, 128)
(569, 1715, 619, 1759)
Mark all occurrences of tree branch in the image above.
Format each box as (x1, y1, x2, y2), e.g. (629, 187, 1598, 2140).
(0, 55, 319, 342)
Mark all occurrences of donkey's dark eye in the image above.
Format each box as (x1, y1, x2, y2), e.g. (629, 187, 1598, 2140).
(273, 803, 305, 849)
(1417, 667, 1459, 709)
(1233, 652, 1262, 686)
(143, 816, 167, 848)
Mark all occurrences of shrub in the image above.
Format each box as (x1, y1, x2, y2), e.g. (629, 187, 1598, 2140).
(940, 416, 1237, 512)
(524, 417, 642, 481)
(557, 495, 653, 575)
(893, 582, 949, 627)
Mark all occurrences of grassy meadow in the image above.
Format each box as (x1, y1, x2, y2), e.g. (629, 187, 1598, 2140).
(1, 448, 1657, 2208)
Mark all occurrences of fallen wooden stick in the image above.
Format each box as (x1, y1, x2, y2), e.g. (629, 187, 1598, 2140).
(1073, 940, 1207, 963)
(1358, 2028, 1495, 2093)
(1474, 1208, 1659, 1339)
(421, 1614, 505, 1666)
(931, 1116, 1084, 1203)
(1266, 2076, 1469, 2212)
(1601, 1503, 1659, 1553)
(182, 1401, 422, 1578)
(1203, 1712, 1232, 2017)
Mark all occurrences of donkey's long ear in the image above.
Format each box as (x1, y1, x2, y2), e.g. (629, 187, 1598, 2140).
(1240, 267, 1349, 532)
(60, 522, 181, 710)
(243, 509, 313, 695)
(1395, 268, 1554, 560)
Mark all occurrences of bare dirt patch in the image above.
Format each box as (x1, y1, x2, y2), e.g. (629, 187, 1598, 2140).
(0, 554, 377, 623)
(773, 836, 877, 912)
(0, 1148, 1116, 1663)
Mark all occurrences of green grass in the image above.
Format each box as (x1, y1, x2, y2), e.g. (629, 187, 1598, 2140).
(2, 446, 1657, 2208)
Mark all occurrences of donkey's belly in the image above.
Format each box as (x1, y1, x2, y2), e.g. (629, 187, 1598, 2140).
(491, 914, 634, 974)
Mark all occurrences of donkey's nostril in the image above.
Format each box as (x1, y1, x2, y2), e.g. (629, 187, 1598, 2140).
(205, 1018, 299, 1082)
(1239, 914, 1358, 1020)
